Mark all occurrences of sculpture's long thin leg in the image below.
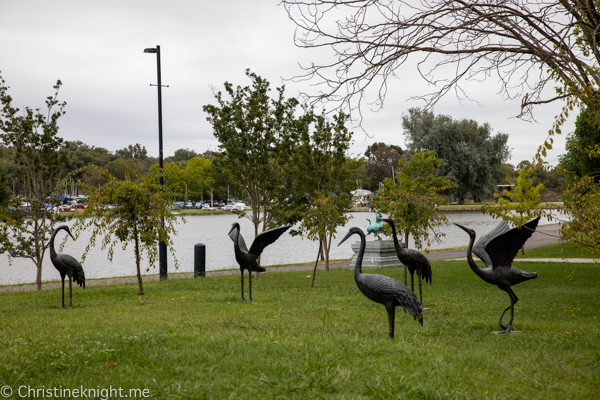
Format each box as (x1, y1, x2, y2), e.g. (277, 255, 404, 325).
(248, 271, 253, 303)
(418, 274, 423, 306)
(505, 289, 519, 332)
(69, 276, 73, 309)
(61, 275, 66, 309)
(239, 270, 245, 303)
(498, 304, 511, 330)
(386, 305, 395, 339)
(410, 270, 415, 293)
(498, 288, 519, 332)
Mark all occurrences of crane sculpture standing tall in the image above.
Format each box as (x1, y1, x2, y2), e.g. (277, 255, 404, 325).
(339, 227, 422, 338)
(228, 223, 291, 303)
(455, 218, 540, 333)
(381, 218, 432, 306)
(49, 225, 85, 309)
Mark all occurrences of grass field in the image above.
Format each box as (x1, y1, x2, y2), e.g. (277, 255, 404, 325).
(517, 241, 600, 260)
(1, 260, 598, 399)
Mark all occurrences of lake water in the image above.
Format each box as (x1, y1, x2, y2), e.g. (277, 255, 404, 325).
(0, 211, 559, 286)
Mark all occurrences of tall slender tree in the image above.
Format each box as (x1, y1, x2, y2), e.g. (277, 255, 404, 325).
(0, 73, 68, 290)
(283, 110, 354, 272)
(203, 70, 300, 237)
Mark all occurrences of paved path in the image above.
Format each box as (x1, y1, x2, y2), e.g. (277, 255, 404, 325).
(2, 224, 593, 294)
(424, 223, 563, 261)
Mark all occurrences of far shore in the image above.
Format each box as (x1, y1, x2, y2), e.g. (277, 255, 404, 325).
(55, 202, 566, 218)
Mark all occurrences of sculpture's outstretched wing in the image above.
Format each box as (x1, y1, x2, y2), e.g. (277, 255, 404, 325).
(486, 218, 540, 270)
(248, 225, 292, 257)
(472, 220, 511, 268)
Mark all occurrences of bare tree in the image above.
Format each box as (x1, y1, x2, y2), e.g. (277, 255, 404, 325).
(283, 0, 600, 155)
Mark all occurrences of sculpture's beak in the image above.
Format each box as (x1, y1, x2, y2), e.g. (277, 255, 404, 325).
(454, 223, 468, 232)
(66, 227, 75, 241)
(228, 224, 236, 236)
(338, 230, 354, 247)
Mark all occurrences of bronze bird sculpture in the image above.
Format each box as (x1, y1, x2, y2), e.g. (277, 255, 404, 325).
(381, 218, 432, 306)
(455, 218, 540, 333)
(49, 225, 85, 309)
(228, 223, 291, 303)
(339, 227, 422, 338)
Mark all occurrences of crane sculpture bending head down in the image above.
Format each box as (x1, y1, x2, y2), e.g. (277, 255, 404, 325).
(49, 225, 85, 309)
(380, 218, 432, 306)
(228, 223, 291, 303)
(455, 218, 540, 333)
(339, 227, 422, 338)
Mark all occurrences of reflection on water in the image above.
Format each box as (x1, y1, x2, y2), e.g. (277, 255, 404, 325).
(0, 211, 559, 285)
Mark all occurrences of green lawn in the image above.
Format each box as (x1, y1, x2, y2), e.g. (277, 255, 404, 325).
(1, 261, 598, 399)
(518, 242, 600, 259)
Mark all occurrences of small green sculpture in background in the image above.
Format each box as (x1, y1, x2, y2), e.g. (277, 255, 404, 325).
(366, 211, 384, 240)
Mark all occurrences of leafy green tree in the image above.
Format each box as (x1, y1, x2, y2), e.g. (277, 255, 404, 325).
(373, 150, 454, 249)
(146, 162, 186, 201)
(62, 141, 114, 172)
(402, 108, 510, 203)
(210, 159, 245, 203)
(0, 165, 11, 207)
(284, 111, 353, 271)
(300, 194, 349, 286)
(483, 168, 549, 254)
(71, 168, 181, 295)
(516, 160, 565, 190)
(165, 148, 200, 165)
(115, 143, 148, 160)
(560, 175, 600, 271)
(344, 155, 369, 191)
(105, 158, 146, 181)
(559, 107, 600, 180)
(184, 157, 214, 201)
(364, 142, 404, 158)
(203, 70, 300, 236)
(0, 73, 68, 290)
(364, 143, 403, 191)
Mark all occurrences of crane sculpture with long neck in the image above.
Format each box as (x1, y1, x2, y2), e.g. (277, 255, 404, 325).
(49, 225, 85, 309)
(228, 223, 291, 303)
(455, 218, 539, 333)
(339, 227, 422, 338)
(381, 218, 432, 306)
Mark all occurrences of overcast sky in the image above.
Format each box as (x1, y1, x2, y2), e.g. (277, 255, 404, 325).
(1, 0, 573, 166)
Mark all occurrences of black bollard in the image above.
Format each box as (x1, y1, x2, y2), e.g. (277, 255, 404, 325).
(194, 243, 206, 277)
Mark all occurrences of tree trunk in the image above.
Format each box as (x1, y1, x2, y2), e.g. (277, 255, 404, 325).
(310, 240, 323, 288)
(36, 263, 42, 291)
(404, 231, 409, 286)
(319, 241, 325, 261)
(325, 235, 332, 272)
(134, 225, 144, 295)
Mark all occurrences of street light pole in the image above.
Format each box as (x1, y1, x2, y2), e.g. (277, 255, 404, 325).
(144, 45, 168, 280)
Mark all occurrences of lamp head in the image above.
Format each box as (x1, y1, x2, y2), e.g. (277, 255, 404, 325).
(144, 48, 157, 54)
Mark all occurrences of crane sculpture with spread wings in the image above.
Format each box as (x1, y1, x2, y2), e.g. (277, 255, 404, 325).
(455, 218, 540, 333)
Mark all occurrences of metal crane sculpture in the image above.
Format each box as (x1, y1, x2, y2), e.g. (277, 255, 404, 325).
(381, 218, 432, 306)
(455, 218, 540, 333)
(339, 227, 423, 338)
(228, 223, 291, 303)
(49, 225, 85, 309)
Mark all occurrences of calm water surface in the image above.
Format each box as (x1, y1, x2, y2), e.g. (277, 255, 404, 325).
(0, 211, 558, 285)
